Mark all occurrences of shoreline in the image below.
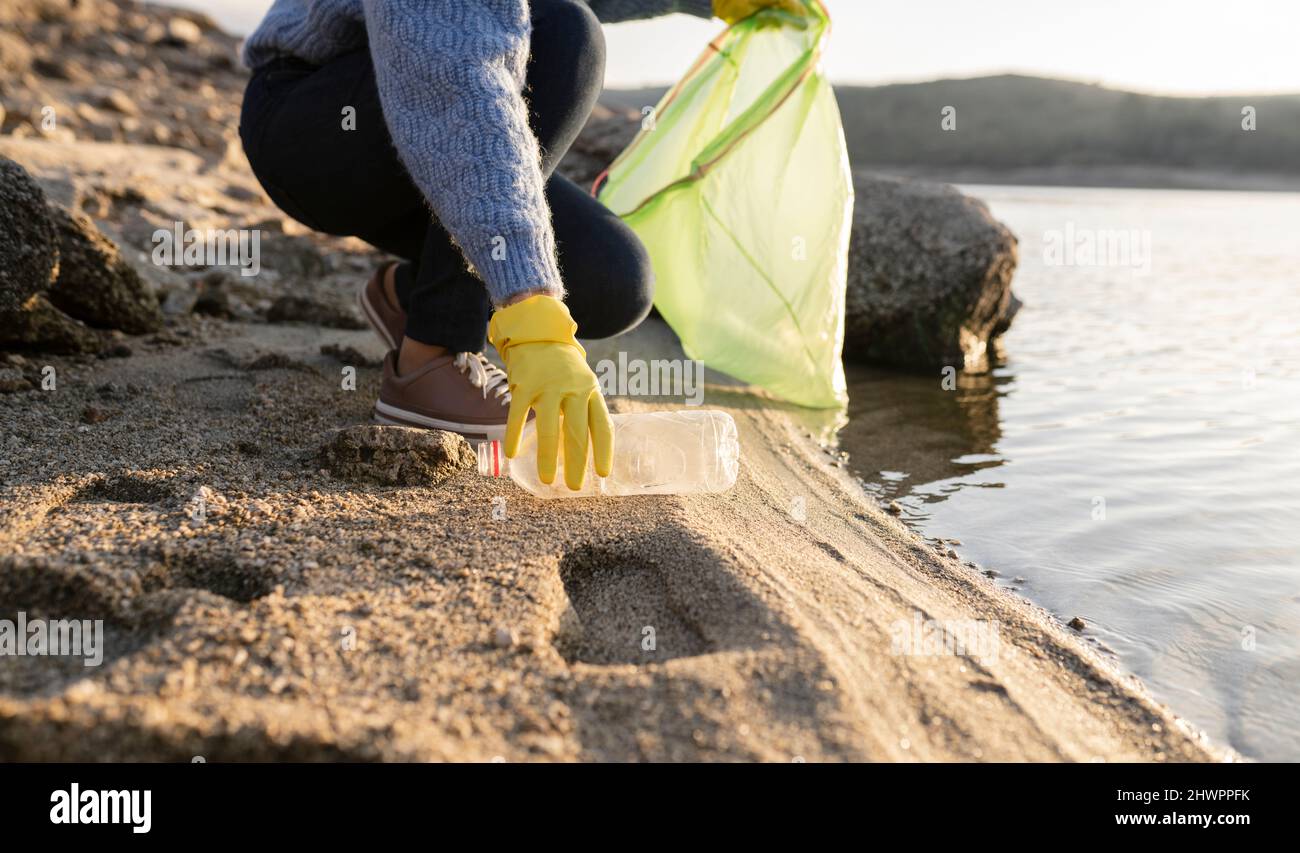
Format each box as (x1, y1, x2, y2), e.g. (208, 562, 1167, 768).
(0, 314, 1228, 761)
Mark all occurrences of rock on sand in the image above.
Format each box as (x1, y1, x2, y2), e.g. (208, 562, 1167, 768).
(0, 155, 58, 316)
(319, 425, 477, 486)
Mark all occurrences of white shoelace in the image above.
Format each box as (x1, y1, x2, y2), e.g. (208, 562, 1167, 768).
(455, 352, 511, 406)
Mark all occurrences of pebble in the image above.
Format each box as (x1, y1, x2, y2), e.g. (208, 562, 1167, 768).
(100, 89, 140, 116)
(493, 626, 517, 649)
(81, 406, 111, 424)
(105, 343, 133, 358)
(886, 501, 902, 515)
(163, 18, 202, 47)
(1068, 616, 1086, 631)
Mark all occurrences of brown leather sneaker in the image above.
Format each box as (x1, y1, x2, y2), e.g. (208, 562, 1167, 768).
(357, 263, 406, 349)
(374, 350, 512, 441)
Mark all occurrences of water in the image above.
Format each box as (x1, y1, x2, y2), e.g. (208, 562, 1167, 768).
(839, 185, 1300, 760)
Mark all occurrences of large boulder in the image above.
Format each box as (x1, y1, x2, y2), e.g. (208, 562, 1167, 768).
(47, 204, 163, 333)
(845, 176, 1019, 371)
(0, 156, 59, 317)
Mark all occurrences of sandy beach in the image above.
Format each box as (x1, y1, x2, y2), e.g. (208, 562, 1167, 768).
(0, 2, 1230, 762)
(0, 293, 1225, 761)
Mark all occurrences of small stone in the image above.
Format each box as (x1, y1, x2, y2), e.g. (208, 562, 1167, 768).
(0, 367, 32, 393)
(320, 342, 382, 368)
(267, 295, 365, 330)
(946, 549, 958, 560)
(1067, 616, 1086, 631)
(243, 351, 316, 373)
(161, 18, 202, 47)
(493, 626, 517, 649)
(81, 406, 111, 424)
(886, 501, 902, 516)
(100, 90, 141, 117)
(983, 568, 999, 578)
(191, 272, 232, 318)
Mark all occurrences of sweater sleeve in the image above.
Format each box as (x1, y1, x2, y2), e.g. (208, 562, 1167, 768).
(585, 0, 714, 23)
(361, 0, 562, 305)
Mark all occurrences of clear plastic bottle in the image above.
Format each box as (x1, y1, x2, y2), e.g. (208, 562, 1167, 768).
(476, 410, 740, 498)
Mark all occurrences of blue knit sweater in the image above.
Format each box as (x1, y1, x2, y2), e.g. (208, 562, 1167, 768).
(242, 0, 713, 305)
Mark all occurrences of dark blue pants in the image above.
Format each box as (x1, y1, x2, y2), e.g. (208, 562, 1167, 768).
(238, 0, 654, 353)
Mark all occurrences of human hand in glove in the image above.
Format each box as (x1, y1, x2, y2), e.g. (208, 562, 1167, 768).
(713, 0, 807, 24)
(488, 295, 613, 491)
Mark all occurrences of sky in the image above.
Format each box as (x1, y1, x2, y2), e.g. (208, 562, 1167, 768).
(172, 0, 1300, 96)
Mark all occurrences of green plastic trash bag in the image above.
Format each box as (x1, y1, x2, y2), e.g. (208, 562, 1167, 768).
(596, 0, 852, 409)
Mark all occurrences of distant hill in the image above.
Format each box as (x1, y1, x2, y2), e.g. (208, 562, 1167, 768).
(603, 75, 1300, 189)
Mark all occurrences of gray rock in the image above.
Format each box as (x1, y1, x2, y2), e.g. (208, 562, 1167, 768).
(845, 175, 1019, 372)
(0, 293, 102, 353)
(161, 18, 202, 48)
(0, 366, 32, 393)
(191, 270, 234, 318)
(267, 295, 365, 330)
(320, 343, 382, 368)
(0, 156, 59, 317)
(46, 205, 163, 334)
(319, 425, 476, 487)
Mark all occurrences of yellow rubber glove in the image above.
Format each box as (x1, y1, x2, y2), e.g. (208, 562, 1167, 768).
(713, 0, 806, 24)
(488, 295, 614, 491)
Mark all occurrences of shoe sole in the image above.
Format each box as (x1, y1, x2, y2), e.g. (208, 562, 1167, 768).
(357, 275, 398, 351)
(373, 400, 505, 443)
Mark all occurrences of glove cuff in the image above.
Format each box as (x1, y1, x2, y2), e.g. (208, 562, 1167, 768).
(488, 295, 586, 364)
